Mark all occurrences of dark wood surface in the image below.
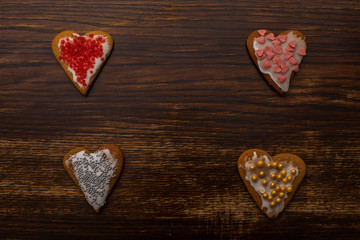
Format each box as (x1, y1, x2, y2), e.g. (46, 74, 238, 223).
(1, 1, 359, 239)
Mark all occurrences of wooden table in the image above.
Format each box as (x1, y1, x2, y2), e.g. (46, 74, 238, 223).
(1, 1, 359, 239)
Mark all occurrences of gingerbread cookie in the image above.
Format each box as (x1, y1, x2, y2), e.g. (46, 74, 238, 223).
(247, 29, 307, 95)
(52, 31, 113, 95)
(238, 149, 306, 218)
(63, 144, 123, 212)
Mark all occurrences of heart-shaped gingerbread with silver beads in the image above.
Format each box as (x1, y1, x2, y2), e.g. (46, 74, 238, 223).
(63, 144, 123, 213)
(238, 149, 306, 218)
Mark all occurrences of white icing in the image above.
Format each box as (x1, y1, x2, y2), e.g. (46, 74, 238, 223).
(243, 151, 299, 218)
(253, 31, 306, 92)
(58, 34, 111, 88)
(68, 149, 118, 211)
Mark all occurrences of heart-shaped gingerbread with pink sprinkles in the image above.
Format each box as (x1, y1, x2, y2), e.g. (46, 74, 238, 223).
(52, 31, 113, 95)
(247, 30, 307, 95)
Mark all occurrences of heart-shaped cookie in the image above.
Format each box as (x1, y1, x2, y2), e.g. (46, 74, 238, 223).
(63, 144, 123, 213)
(52, 31, 113, 95)
(237, 149, 306, 218)
(247, 29, 307, 95)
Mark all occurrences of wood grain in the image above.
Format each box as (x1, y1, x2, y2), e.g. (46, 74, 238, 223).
(1, 0, 360, 239)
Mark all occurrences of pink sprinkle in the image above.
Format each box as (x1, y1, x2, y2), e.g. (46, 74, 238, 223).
(256, 49, 264, 57)
(266, 51, 275, 60)
(265, 46, 273, 52)
(289, 57, 298, 65)
(257, 54, 266, 60)
(281, 64, 289, 73)
(272, 55, 280, 64)
(277, 58, 285, 66)
(277, 75, 287, 83)
(289, 41, 297, 48)
(285, 45, 295, 52)
(278, 35, 287, 43)
(284, 51, 293, 59)
(297, 47, 306, 56)
(256, 36, 265, 44)
(293, 65, 299, 72)
(258, 29, 267, 36)
(267, 33, 275, 41)
(274, 45, 282, 55)
(272, 40, 281, 46)
(263, 60, 272, 69)
(273, 65, 281, 73)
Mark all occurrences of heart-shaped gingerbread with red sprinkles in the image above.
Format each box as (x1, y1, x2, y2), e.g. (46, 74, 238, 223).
(63, 144, 123, 213)
(52, 31, 113, 95)
(238, 149, 306, 218)
(247, 30, 307, 95)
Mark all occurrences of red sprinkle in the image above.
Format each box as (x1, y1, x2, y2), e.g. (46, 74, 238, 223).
(258, 29, 267, 36)
(289, 57, 298, 65)
(273, 65, 281, 73)
(278, 35, 287, 43)
(256, 49, 264, 57)
(59, 35, 105, 87)
(285, 45, 295, 52)
(266, 33, 275, 41)
(277, 75, 286, 83)
(277, 58, 285, 66)
(272, 55, 280, 64)
(289, 41, 297, 48)
(284, 51, 293, 59)
(272, 40, 281, 46)
(297, 47, 306, 56)
(265, 46, 273, 52)
(266, 51, 275, 60)
(274, 45, 282, 55)
(263, 60, 272, 69)
(281, 64, 289, 73)
(256, 36, 265, 44)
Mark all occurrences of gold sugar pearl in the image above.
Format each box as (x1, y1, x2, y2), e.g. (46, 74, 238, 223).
(270, 182, 276, 188)
(262, 179, 268, 186)
(279, 192, 285, 198)
(276, 197, 282, 203)
(277, 174, 282, 180)
(272, 162, 278, 168)
(257, 160, 264, 167)
(287, 186, 293, 193)
(291, 169, 296, 175)
(282, 178, 288, 184)
(280, 186, 286, 192)
(249, 165, 255, 170)
(278, 163, 284, 170)
(263, 193, 268, 198)
(251, 175, 258, 182)
(280, 170, 287, 176)
(287, 175, 293, 181)
(270, 201, 276, 207)
(275, 186, 280, 192)
(259, 171, 265, 178)
(271, 190, 277, 196)
(266, 163, 272, 168)
(268, 195, 273, 201)
(270, 173, 276, 179)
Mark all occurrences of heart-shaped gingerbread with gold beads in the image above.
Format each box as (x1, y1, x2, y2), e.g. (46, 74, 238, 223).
(247, 29, 307, 95)
(237, 149, 306, 218)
